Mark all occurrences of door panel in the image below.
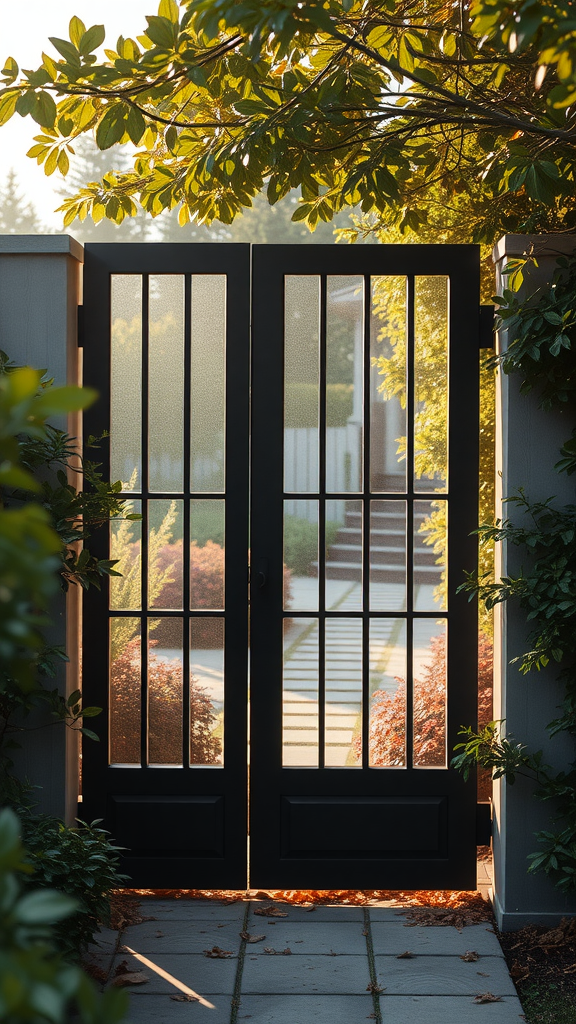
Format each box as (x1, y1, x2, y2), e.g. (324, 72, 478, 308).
(250, 245, 479, 889)
(82, 245, 250, 887)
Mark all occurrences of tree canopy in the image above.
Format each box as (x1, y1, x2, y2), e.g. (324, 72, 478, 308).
(1, 0, 574, 239)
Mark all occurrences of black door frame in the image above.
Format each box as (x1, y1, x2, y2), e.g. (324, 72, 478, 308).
(81, 244, 250, 887)
(250, 244, 480, 890)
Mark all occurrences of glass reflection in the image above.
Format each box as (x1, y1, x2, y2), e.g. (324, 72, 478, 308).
(282, 617, 319, 767)
(148, 618, 183, 766)
(325, 618, 362, 767)
(370, 277, 407, 492)
(190, 618, 224, 766)
(413, 619, 447, 768)
(368, 619, 407, 767)
(149, 275, 185, 492)
(109, 617, 141, 766)
(326, 275, 364, 493)
(111, 276, 142, 490)
(414, 276, 449, 492)
(325, 499, 362, 612)
(284, 276, 320, 493)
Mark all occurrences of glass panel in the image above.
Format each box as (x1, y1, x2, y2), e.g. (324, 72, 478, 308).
(283, 617, 319, 767)
(414, 500, 447, 611)
(191, 275, 226, 492)
(109, 617, 141, 765)
(110, 499, 141, 610)
(326, 499, 362, 611)
(111, 276, 141, 490)
(370, 277, 407, 492)
(414, 276, 449, 493)
(370, 500, 406, 611)
(413, 619, 447, 768)
(190, 618, 224, 766)
(326, 276, 363, 492)
(325, 617, 362, 767)
(149, 275, 184, 492)
(148, 618, 183, 767)
(369, 619, 407, 767)
(148, 500, 183, 610)
(191, 499, 225, 610)
(284, 276, 320, 493)
(283, 500, 318, 612)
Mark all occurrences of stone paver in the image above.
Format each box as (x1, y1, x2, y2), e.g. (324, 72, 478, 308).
(99, 898, 525, 1024)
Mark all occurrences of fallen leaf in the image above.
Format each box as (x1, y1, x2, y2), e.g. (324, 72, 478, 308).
(170, 994, 198, 1003)
(203, 946, 233, 959)
(460, 950, 479, 962)
(263, 947, 276, 955)
(473, 993, 502, 1004)
(366, 981, 384, 994)
(477, 971, 490, 977)
(306, 906, 316, 912)
(282, 948, 292, 955)
(112, 971, 149, 987)
(155, 931, 165, 938)
(254, 905, 288, 918)
(396, 951, 414, 959)
(510, 963, 529, 981)
(240, 932, 266, 943)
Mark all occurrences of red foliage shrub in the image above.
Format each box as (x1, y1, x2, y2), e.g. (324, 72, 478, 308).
(361, 632, 493, 797)
(110, 639, 221, 765)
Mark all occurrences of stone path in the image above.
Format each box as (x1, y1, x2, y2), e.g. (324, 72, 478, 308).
(92, 899, 525, 1024)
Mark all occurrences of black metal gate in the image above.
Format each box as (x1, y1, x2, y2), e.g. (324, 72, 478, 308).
(81, 242, 480, 890)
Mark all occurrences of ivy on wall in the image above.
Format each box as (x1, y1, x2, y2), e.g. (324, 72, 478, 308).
(454, 255, 576, 895)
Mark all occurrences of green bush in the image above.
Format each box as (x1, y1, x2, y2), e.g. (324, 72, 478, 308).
(0, 807, 127, 1024)
(20, 815, 126, 961)
(283, 515, 340, 576)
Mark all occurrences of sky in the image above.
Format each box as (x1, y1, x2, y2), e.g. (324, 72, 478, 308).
(0, 0, 152, 228)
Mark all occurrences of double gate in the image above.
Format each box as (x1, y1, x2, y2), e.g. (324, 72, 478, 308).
(82, 243, 480, 890)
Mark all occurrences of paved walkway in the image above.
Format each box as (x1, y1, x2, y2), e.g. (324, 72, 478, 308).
(92, 898, 525, 1024)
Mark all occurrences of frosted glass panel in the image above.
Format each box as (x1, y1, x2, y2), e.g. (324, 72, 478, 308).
(370, 277, 407, 492)
(414, 500, 447, 611)
(414, 276, 449, 492)
(325, 499, 362, 612)
(284, 276, 320, 493)
(369, 619, 407, 768)
(191, 275, 226, 492)
(109, 617, 140, 766)
(190, 499, 225, 610)
(326, 275, 363, 492)
(149, 275, 184, 492)
(148, 500, 183, 611)
(413, 619, 447, 768)
(148, 618, 183, 766)
(283, 618, 319, 767)
(110, 499, 141, 610)
(190, 617, 224, 766)
(370, 500, 406, 611)
(283, 500, 318, 611)
(325, 618, 362, 767)
(111, 276, 141, 490)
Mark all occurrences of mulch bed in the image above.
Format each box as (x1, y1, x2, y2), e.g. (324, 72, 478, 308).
(497, 917, 576, 1003)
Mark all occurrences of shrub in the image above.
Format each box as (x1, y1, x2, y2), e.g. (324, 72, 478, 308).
(363, 632, 493, 793)
(283, 515, 339, 576)
(19, 815, 126, 961)
(110, 639, 221, 766)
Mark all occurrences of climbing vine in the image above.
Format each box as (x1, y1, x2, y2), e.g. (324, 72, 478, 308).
(454, 255, 576, 895)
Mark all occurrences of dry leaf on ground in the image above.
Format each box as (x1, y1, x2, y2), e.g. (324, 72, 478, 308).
(396, 951, 414, 959)
(112, 972, 149, 987)
(460, 950, 480, 961)
(282, 948, 292, 955)
(240, 932, 266, 943)
(477, 971, 490, 977)
(203, 946, 233, 958)
(254, 905, 288, 918)
(474, 993, 502, 1003)
(170, 994, 198, 1002)
(366, 981, 384, 993)
(263, 947, 276, 954)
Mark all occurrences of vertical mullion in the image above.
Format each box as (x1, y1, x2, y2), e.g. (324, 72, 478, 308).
(362, 275, 370, 770)
(406, 275, 415, 770)
(140, 274, 149, 769)
(182, 274, 192, 769)
(318, 275, 327, 770)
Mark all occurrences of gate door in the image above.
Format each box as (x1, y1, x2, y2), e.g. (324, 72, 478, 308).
(82, 244, 250, 887)
(250, 245, 479, 890)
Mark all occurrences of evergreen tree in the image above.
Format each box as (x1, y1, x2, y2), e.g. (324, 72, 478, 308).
(0, 169, 42, 234)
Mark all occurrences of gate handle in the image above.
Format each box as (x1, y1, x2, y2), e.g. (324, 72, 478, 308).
(257, 560, 268, 589)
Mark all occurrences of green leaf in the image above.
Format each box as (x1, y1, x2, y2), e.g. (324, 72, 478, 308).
(0, 90, 18, 126)
(35, 385, 97, 416)
(126, 105, 146, 145)
(80, 707, 102, 718)
(48, 37, 81, 65)
(79, 24, 106, 55)
(145, 15, 177, 49)
(159, 0, 180, 23)
(15, 888, 77, 924)
(80, 727, 100, 741)
(96, 103, 129, 150)
(69, 16, 87, 50)
(32, 91, 57, 130)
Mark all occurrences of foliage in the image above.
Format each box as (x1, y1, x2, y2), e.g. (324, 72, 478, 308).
(0, 351, 136, 805)
(110, 638, 222, 766)
(365, 632, 493, 793)
(494, 254, 576, 410)
(0, 807, 128, 1024)
(0, 169, 43, 233)
(284, 514, 339, 576)
(2, 1, 575, 240)
(19, 815, 126, 960)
